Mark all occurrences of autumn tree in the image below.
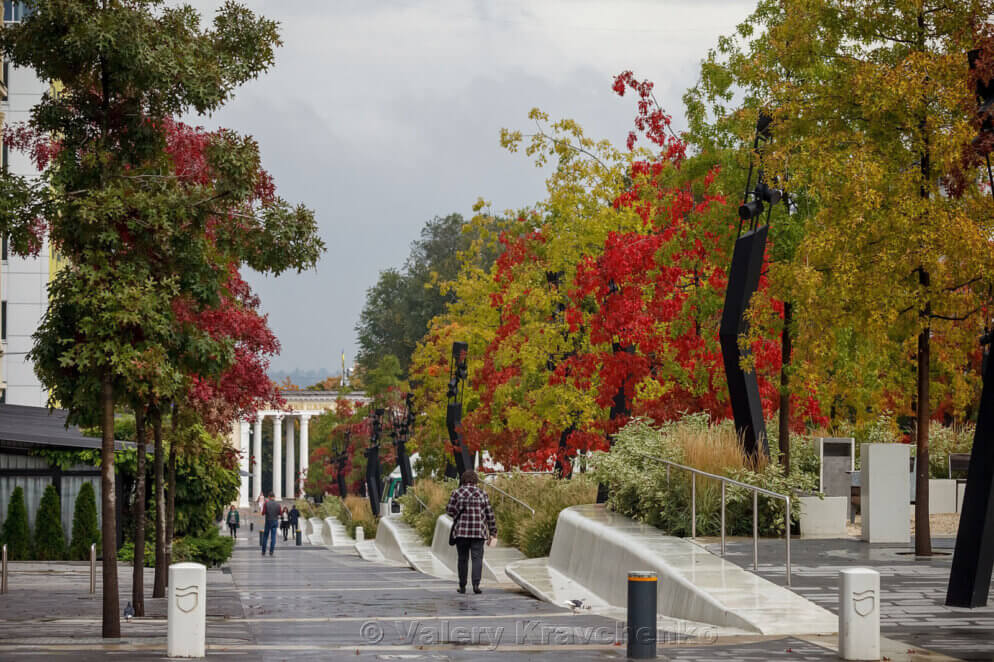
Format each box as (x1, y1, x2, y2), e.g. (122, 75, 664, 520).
(693, 0, 994, 554)
(0, 1, 322, 637)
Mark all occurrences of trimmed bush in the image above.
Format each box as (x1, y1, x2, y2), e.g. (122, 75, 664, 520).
(34, 485, 66, 560)
(69, 481, 100, 560)
(171, 527, 234, 567)
(1, 486, 32, 559)
(117, 540, 155, 567)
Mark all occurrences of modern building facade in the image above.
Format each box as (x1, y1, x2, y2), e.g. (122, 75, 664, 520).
(1, 1, 49, 406)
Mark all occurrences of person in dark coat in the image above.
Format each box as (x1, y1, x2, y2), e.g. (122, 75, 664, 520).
(225, 506, 240, 537)
(261, 493, 280, 556)
(445, 470, 497, 594)
(289, 505, 300, 537)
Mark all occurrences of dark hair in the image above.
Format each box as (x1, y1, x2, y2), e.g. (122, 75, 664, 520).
(267, 492, 275, 498)
(461, 470, 478, 486)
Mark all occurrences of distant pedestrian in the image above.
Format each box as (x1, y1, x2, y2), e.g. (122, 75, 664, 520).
(445, 470, 497, 595)
(261, 492, 280, 556)
(289, 504, 300, 537)
(280, 506, 290, 541)
(226, 505, 239, 538)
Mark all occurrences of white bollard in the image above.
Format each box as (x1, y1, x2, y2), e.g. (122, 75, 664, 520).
(167, 562, 207, 658)
(355, 526, 365, 542)
(839, 568, 880, 661)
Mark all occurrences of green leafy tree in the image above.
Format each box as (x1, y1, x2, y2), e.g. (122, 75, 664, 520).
(1, 487, 32, 560)
(1, 1, 322, 637)
(34, 484, 66, 560)
(356, 213, 501, 376)
(69, 482, 100, 561)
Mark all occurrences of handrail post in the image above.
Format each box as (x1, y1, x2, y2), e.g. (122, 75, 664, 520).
(720, 481, 726, 556)
(753, 490, 759, 571)
(89, 543, 96, 594)
(691, 473, 696, 539)
(1, 543, 7, 594)
(784, 495, 791, 586)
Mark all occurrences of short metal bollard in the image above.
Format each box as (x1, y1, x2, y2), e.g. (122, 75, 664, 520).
(249, 521, 253, 532)
(1, 544, 7, 594)
(839, 568, 880, 661)
(626, 571, 657, 659)
(168, 562, 207, 658)
(355, 526, 365, 542)
(89, 543, 96, 594)
(295, 530, 302, 546)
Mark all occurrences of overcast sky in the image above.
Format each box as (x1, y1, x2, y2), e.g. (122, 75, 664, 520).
(181, 0, 757, 377)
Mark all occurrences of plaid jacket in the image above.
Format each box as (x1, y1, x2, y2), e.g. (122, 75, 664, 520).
(446, 484, 497, 540)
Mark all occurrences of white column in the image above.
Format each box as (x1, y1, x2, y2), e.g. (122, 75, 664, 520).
(252, 415, 263, 501)
(272, 414, 283, 501)
(238, 420, 250, 507)
(285, 417, 295, 499)
(299, 414, 311, 497)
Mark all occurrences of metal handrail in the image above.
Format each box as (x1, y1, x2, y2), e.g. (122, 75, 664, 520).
(481, 481, 536, 515)
(632, 451, 791, 586)
(411, 491, 429, 513)
(340, 500, 353, 523)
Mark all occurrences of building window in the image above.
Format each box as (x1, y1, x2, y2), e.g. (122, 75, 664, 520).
(1, 300, 6, 341)
(3, 1, 32, 22)
(2, 234, 7, 260)
(2, 61, 7, 102)
(2, 140, 7, 171)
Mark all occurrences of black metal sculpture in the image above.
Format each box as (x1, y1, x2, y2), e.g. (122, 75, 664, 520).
(391, 393, 415, 496)
(719, 112, 781, 458)
(365, 409, 384, 517)
(946, 49, 994, 608)
(446, 341, 473, 475)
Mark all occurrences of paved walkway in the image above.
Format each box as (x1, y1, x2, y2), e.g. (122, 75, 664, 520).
(0, 520, 990, 660)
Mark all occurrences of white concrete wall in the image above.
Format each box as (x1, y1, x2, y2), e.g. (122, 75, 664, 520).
(1, 62, 49, 406)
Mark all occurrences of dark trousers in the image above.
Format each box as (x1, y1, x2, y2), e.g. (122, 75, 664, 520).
(228, 524, 237, 537)
(455, 538, 485, 588)
(263, 521, 277, 553)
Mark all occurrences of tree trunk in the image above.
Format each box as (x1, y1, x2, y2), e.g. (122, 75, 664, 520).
(778, 301, 793, 474)
(915, 302, 932, 556)
(152, 411, 166, 598)
(166, 417, 177, 577)
(132, 405, 147, 617)
(100, 373, 120, 638)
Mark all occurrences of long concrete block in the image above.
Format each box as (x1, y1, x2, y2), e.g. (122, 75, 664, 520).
(506, 504, 836, 636)
(928, 479, 957, 514)
(324, 516, 353, 547)
(307, 517, 325, 545)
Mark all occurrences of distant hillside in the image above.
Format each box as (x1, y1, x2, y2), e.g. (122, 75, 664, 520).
(268, 368, 340, 389)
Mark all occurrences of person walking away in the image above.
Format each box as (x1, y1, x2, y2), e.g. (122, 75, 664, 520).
(226, 505, 240, 538)
(289, 504, 300, 537)
(261, 493, 280, 556)
(279, 507, 290, 540)
(445, 470, 497, 594)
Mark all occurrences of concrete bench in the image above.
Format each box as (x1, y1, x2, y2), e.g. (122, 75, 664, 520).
(506, 504, 836, 636)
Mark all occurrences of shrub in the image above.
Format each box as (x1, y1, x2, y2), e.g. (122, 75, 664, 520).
(34, 485, 66, 560)
(118, 540, 155, 567)
(1, 486, 32, 559)
(69, 482, 100, 560)
(399, 479, 455, 545)
(171, 527, 234, 567)
(294, 499, 315, 519)
(487, 473, 598, 558)
(592, 416, 815, 538)
(343, 495, 377, 539)
(927, 424, 974, 478)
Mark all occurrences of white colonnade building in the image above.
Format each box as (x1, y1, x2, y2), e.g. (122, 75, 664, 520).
(232, 391, 369, 506)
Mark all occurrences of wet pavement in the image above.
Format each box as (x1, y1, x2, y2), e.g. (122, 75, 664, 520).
(0, 520, 987, 660)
